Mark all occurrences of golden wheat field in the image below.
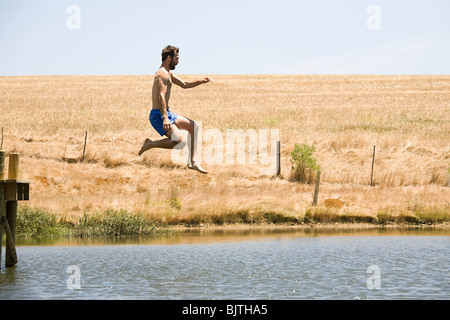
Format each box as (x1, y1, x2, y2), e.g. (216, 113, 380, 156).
(0, 74, 449, 225)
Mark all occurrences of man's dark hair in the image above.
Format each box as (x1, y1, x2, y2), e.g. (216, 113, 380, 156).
(162, 45, 179, 62)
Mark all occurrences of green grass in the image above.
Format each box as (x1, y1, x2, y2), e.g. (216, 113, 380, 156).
(304, 207, 377, 224)
(376, 206, 450, 225)
(306, 206, 450, 225)
(15, 206, 169, 238)
(16, 206, 65, 238)
(75, 209, 166, 237)
(12, 204, 449, 238)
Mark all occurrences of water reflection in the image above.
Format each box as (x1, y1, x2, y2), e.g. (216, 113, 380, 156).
(15, 225, 450, 247)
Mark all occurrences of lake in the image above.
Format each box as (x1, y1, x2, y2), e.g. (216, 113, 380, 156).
(0, 227, 448, 300)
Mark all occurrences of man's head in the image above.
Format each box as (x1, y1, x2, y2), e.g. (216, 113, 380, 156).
(161, 45, 179, 70)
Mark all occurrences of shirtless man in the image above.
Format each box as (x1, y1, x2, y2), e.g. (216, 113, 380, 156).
(138, 45, 212, 173)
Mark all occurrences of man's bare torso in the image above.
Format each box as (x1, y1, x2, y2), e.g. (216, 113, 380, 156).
(152, 67, 172, 110)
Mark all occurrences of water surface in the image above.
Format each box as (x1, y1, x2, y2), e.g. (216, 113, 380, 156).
(1, 227, 448, 300)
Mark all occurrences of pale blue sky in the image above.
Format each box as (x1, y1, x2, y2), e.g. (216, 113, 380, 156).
(0, 0, 449, 75)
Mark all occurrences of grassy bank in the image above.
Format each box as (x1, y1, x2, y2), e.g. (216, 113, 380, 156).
(15, 206, 169, 238)
(13, 205, 449, 238)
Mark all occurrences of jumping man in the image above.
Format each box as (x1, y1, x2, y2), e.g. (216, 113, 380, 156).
(138, 45, 212, 174)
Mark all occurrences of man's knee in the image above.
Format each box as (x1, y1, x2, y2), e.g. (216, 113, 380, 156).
(186, 120, 199, 136)
(171, 130, 182, 142)
(171, 131, 186, 147)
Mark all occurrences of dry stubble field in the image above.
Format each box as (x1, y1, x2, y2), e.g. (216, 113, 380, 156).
(0, 74, 449, 226)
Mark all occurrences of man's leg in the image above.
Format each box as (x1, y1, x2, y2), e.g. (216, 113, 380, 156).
(138, 125, 183, 155)
(138, 137, 174, 155)
(173, 116, 207, 174)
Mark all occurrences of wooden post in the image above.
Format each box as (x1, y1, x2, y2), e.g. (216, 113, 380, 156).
(8, 153, 20, 180)
(0, 152, 31, 267)
(312, 170, 321, 206)
(0, 150, 5, 180)
(0, 187, 3, 268)
(5, 153, 21, 267)
(370, 145, 376, 186)
(276, 141, 281, 176)
(81, 130, 87, 162)
(0, 150, 4, 267)
(5, 200, 18, 267)
(5, 151, 20, 267)
(448, 169, 450, 187)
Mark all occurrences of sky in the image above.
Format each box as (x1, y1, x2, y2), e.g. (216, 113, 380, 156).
(0, 0, 449, 75)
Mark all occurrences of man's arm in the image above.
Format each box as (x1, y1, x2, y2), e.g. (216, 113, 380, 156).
(171, 73, 213, 89)
(156, 73, 171, 131)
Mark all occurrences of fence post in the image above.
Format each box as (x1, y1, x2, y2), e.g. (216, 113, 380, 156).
(370, 145, 376, 186)
(447, 169, 450, 187)
(276, 141, 281, 176)
(81, 130, 87, 162)
(312, 170, 321, 206)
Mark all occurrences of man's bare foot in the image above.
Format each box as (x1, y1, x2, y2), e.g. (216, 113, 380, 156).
(188, 161, 208, 174)
(138, 138, 153, 155)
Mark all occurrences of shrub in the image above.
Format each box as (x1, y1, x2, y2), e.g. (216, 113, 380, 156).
(169, 185, 181, 209)
(289, 143, 321, 183)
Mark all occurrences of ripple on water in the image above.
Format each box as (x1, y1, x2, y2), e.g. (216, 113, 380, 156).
(1, 234, 449, 300)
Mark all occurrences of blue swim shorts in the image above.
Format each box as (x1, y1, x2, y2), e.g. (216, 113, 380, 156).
(149, 108, 179, 136)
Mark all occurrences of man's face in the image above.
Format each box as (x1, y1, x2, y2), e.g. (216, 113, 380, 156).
(169, 53, 179, 70)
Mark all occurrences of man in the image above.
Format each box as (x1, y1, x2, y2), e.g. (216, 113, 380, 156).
(138, 45, 212, 174)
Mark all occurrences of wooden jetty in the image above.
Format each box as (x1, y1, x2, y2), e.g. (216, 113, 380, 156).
(0, 151, 31, 267)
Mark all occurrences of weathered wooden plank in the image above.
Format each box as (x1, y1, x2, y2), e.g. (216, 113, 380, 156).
(5, 200, 18, 267)
(0, 182, 4, 268)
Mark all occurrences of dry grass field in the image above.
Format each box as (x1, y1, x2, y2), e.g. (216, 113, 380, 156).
(1, 74, 449, 226)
